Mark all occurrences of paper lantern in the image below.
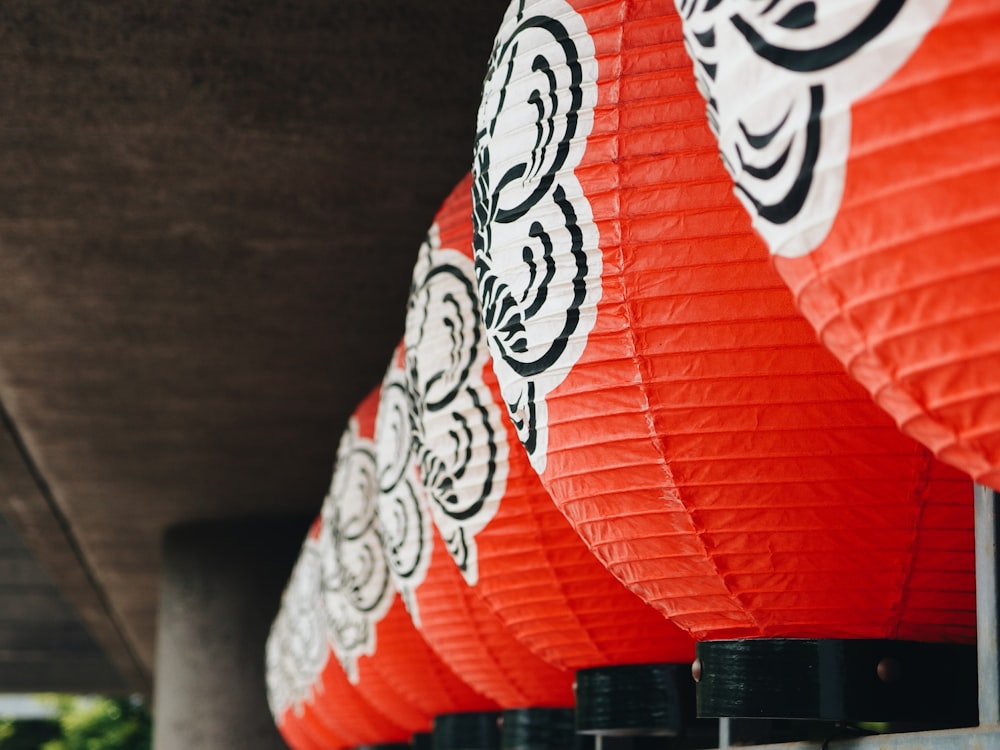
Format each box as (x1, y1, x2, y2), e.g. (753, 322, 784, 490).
(266, 523, 405, 750)
(314, 387, 498, 731)
(671, 0, 1000, 489)
(267, 389, 496, 749)
(376, 342, 575, 710)
(266, 564, 349, 750)
(471, 0, 976, 721)
(398, 172, 696, 734)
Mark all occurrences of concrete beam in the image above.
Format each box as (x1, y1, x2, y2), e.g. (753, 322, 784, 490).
(0, 404, 147, 692)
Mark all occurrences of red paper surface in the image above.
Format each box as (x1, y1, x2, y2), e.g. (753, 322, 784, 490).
(472, 0, 976, 643)
(772, 0, 1000, 489)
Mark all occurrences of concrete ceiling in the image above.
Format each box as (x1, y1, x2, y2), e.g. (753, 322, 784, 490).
(0, 0, 510, 693)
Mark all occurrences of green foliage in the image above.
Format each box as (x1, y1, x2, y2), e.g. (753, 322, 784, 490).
(0, 718, 61, 750)
(0, 697, 150, 750)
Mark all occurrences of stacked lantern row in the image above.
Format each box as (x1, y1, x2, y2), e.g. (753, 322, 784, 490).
(472, 0, 975, 642)
(265, 389, 499, 750)
(267, 0, 994, 745)
(266, 172, 701, 750)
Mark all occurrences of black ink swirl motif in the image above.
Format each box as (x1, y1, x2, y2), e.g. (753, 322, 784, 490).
(265, 540, 327, 718)
(375, 222, 511, 620)
(403, 229, 507, 587)
(472, 0, 600, 475)
(375, 348, 432, 624)
(316, 415, 392, 682)
(675, 0, 947, 257)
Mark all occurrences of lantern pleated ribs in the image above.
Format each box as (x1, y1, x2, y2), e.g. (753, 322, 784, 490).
(404, 171, 694, 668)
(472, 0, 976, 650)
(400, 169, 699, 732)
(673, 0, 1000, 489)
(376, 337, 577, 710)
(266, 390, 497, 750)
(266, 523, 408, 750)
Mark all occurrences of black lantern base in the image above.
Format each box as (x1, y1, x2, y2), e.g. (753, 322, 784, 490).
(575, 663, 695, 737)
(434, 712, 502, 750)
(501, 708, 592, 750)
(695, 639, 978, 725)
(412, 732, 433, 750)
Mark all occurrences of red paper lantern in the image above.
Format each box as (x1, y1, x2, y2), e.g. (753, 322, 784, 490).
(376, 342, 576, 709)
(314, 388, 498, 729)
(266, 522, 405, 750)
(273, 717, 332, 750)
(268, 390, 495, 748)
(401, 171, 696, 667)
(267, 564, 349, 750)
(672, 0, 1000, 488)
(470, 0, 976, 718)
(397, 171, 696, 732)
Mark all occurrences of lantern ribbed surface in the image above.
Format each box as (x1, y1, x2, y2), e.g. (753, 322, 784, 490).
(402, 171, 694, 670)
(266, 521, 408, 749)
(274, 714, 336, 750)
(737, 0, 1000, 489)
(471, 0, 975, 643)
(315, 388, 497, 731)
(268, 390, 496, 749)
(377, 341, 576, 708)
(310, 651, 411, 746)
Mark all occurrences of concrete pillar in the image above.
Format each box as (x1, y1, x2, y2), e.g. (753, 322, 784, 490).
(153, 517, 308, 750)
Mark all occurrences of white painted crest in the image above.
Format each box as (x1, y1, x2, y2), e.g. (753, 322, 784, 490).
(473, 0, 602, 475)
(374, 349, 433, 625)
(265, 540, 328, 717)
(404, 230, 508, 586)
(374, 222, 511, 628)
(675, 0, 948, 257)
(316, 415, 394, 683)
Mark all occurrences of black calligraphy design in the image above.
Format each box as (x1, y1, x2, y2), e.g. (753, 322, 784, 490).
(675, 0, 947, 256)
(317, 416, 393, 682)
(472, 0, 601, 474)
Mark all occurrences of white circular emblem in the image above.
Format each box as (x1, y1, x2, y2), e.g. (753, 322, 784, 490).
(316, 415, 393, 683)
(675, 0, 948, 257)
(473, 0, 601, 475)
(265, 540, 328, 717)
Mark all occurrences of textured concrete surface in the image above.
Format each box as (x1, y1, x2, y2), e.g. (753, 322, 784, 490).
(153, 519, 307, 749)
(0, 0, 509, 691)
(0, 398, 142, 690)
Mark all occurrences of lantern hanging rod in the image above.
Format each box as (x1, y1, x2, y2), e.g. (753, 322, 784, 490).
(976, 483, 1000, 726)
(710, 483, 999, 749)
